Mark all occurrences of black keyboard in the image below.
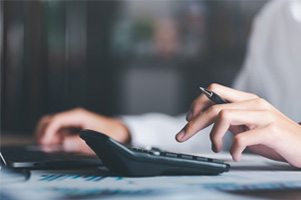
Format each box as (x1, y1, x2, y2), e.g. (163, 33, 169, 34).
(80, 129, 230, 177)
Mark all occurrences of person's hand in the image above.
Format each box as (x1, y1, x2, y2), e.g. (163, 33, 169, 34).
(35, 108, 130, 154)
(176, 83, 301, 168)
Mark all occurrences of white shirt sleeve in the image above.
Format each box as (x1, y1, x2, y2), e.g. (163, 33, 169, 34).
(233, 0, 301, 122)
(121, 113, 213, 153)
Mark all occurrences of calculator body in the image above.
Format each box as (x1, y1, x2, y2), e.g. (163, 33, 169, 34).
(80, 129, 230, 177)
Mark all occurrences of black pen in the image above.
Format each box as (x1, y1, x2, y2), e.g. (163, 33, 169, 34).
(199, 87, 228, 104)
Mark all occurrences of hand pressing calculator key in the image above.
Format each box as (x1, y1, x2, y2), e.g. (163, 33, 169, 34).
(80, 129, 230, 177)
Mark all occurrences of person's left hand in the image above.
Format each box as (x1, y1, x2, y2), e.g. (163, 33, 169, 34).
(176, 83, 301, 168)
(35, 108, 130, 154)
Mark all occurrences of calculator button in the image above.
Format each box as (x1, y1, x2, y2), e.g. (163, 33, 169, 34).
(130, 148, 148, 153)
(130, 147, 139, 151)
(163, 152, 178, 158)
(180, 154, 193, 160)
(210, 158, 224, 164)
(195, 156, 209, 161)
(149, 151, 161, 156)
(141, 149, 149, 153)
(150, 147, 162, 152)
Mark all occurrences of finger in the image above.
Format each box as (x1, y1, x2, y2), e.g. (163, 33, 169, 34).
(230, 128, 268, 161)
(39, 128, 66, 146)
(210, 110, 272, 153)
(186, 94, 213, 121)
(186, 83, 259, 122)
(35, 115, 52, 143)
(63, 135, 95, 155)
(229, 125, 248, 135)
(176, 99, 271, 142)
(206, 83, 259, 102)
(40, 110, 85, 145)
(43, 127, 82, 146)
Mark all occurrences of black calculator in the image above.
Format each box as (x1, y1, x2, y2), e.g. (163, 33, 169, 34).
(80, 129, 230, 177)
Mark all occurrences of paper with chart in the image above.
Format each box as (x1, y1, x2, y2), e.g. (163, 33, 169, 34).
(1, 153, 301, 200)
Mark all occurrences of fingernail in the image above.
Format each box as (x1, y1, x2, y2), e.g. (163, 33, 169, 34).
(232, 154, 240, 162)
(176, 130, 186, 142)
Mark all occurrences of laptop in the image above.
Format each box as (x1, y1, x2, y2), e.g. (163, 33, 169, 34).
(0, 145, 102, 169)
(1, 152, 30, 183)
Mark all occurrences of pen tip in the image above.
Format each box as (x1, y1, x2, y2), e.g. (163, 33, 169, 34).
(199, 87, 205, 91)
(199, 86, 211, 96)
(199, 87, 208, 93)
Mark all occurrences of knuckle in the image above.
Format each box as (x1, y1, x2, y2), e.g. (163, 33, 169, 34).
(207, 83, 220, 91)
(51, 115, 60, 124)
(186, 121, 197, 132)
(186, 120, 202, 134)
(253, 98, 262, 105)
(264, 110, 276, 122)
(255, 98, 270, 108)
(266, 123, 278, 135)
(74, 107, 85, 113)
(247, 93, 259, 99)
(219, 110, 231, 121)
(261, 124, 278, 145)
(73, 107, 89, 116)
(207, 105, 220, 115)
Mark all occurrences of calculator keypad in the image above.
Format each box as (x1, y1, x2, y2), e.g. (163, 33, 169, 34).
(129, 147, 222, 163)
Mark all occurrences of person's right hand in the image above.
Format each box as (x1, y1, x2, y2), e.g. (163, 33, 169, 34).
(176, 83, 301, 168)
(35, 108, 130, 154)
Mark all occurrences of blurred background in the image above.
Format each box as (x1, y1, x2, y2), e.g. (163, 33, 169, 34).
(1, 0, 268, 134)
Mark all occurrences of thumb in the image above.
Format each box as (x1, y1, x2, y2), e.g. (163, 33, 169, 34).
(62, 135, 95, 155)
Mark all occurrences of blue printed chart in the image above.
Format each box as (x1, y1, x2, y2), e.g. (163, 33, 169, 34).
(2, 154, 301, 200)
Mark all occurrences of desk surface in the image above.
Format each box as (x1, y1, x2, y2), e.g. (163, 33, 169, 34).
(1, 134, 301, 200)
